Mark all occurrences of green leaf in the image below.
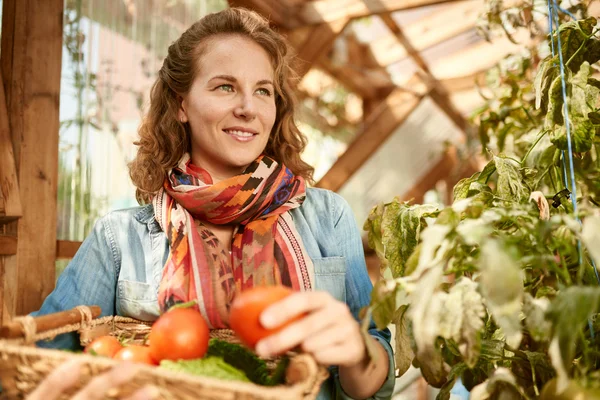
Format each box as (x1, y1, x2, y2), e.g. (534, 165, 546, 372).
(546, 287, 600, 392)
(545, 75, 564, 130)
(478, 240, 523, 348)
(436, 362, 468, 400)
(589, 111, 600, 125)
(553, 17, 597, 71)
(494, 156, 530, 202)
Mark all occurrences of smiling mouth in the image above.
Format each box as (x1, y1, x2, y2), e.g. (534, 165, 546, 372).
(223, 129, 258, 141)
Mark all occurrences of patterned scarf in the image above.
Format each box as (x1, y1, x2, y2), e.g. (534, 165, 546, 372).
(152, 154, 315, 328)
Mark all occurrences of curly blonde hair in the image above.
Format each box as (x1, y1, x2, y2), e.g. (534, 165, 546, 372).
(129, 8, 314, 204)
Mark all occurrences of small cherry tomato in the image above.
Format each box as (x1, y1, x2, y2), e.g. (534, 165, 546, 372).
(149, 307, 210, 362)
(113, 345, 156, 365)
(84, 336, 123, 358)
(229, 285, 301, 349)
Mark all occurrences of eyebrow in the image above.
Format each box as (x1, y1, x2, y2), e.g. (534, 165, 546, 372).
(209, 75, 274, 87)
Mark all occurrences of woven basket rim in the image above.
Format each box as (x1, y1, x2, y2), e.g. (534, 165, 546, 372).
(0, 314, 329, 399)
(0, 340, 322, 397)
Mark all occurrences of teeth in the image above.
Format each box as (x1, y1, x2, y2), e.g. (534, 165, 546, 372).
(226, 130, 254, 137)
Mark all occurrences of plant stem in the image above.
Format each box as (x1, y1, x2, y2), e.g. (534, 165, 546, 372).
(521, 130, 548, 165)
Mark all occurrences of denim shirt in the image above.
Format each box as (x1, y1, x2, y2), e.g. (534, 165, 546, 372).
(34, 188, 395, 399)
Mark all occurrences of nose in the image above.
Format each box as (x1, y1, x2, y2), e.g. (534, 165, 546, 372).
(233, 92, 257, 121)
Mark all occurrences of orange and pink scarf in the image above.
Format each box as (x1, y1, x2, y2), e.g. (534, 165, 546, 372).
(152, 154, 315, 328)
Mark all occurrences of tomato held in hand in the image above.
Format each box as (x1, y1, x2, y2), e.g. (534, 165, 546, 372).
(149, 307, 210, 362)
(84, 335, 123, 358)
(113, 345, 156, 365)
(229, 285, 300, 349)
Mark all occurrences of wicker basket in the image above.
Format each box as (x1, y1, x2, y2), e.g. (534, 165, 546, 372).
(0, 307, 329, 400)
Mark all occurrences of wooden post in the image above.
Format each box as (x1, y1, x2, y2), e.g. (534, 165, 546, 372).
(1, 0, 63, 319)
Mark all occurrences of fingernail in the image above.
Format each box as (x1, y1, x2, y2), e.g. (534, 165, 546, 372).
(255, 341, 269, 357)
(260, 312, 275, 328)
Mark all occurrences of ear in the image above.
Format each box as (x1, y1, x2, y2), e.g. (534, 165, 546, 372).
(178, 95, 188, 123)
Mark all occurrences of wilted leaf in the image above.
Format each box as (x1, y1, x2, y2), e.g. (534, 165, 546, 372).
(581, 215, 600, 266)
(469, 368, 524, 400)
(370, 279, 398, 329)
(529, 191, 550, 220)
(549, 62, 597, 153)
(364, 203, 385, 266)
(478, 240, 523, 348)
(408, 268, 449, 387)
(373, 200, 439, 278)
(534, 56, 555, 110)
(392, 305, 415, 378)
(414, 225, 452, 275)
(494, 156, 530, 202)
(522, 293, 551, 341)
(456, 218, 492, 245)
(438, 278, 486, 368)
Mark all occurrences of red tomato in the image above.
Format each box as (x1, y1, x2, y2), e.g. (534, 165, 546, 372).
(229, 285, 301, 349)
(84, 336, 123, 358)
(113, 345, 156, 365)
(148, 307, 210, 362)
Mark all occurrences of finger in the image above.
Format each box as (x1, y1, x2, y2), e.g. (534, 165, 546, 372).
(71, 363, 141, 400)
(260, 291, 332, 329)
(123, 385, 160, 400)
(256, 300, 350, 357)
(302, 323, 365, 367)
(300, 323, 351, 354)
(27, 359, 85, 400)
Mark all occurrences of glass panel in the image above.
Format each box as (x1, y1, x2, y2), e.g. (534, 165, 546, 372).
(58, 0, 227, 244)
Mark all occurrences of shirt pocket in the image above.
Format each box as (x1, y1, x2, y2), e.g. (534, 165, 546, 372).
(312, 256, 347, 303)
(116, 279, 160, 322)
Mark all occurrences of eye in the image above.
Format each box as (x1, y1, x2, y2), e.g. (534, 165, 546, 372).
(256, 88, 272, 96)
(217, 84, 234, 92)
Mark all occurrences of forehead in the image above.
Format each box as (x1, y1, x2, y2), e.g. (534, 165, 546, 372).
(195, 35, 274, 79)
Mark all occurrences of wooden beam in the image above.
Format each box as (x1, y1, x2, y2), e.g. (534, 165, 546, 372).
(369, 1, 483, 67)
(0, 72, 22, 224)
(0, 236, 17, 256)
(299, 0, 460, 25)
(56, 240, 82, 260)
(316, 88, 423, 192)
(430, 28, 538, 80)
(381, 14, 472, 134)
(1, 0, 63, 318)
(227, 0, 304, 29)
(293, 18, 349, 79)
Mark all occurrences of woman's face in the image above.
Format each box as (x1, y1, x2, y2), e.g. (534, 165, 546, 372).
(179, 35, 277, 182)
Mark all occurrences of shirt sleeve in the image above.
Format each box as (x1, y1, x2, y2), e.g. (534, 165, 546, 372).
(31, 215, 119, 350)
(329, 191, 396, 400)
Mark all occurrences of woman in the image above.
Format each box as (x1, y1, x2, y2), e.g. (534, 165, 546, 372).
(30, 8, 395, 400)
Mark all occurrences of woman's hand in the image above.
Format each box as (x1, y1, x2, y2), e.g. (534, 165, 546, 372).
(255, 291, 367, 367)
(27, 359, 158, 400)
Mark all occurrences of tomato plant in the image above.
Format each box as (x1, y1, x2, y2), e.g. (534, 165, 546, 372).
(149, 307, 210, 362)
(84, 336, 123, 358)
(113, 345, 156, 365)
(229, 285, 300, 350)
